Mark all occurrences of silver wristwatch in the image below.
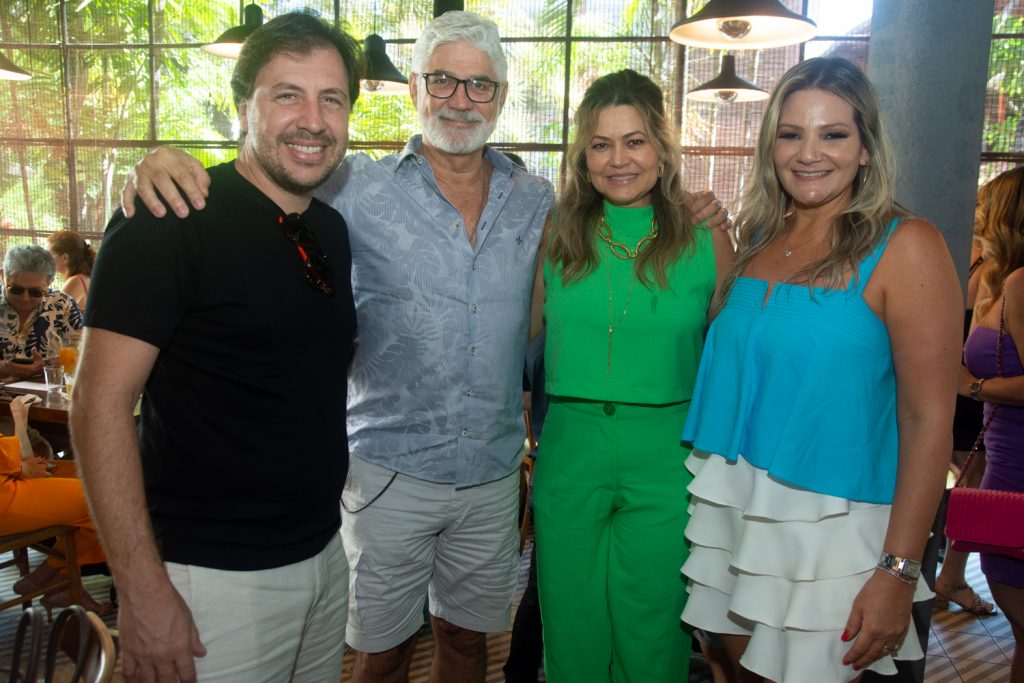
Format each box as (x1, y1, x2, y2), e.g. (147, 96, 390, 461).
(877, 552, 922, 582)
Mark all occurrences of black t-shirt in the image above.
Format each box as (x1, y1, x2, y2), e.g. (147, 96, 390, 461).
(87, 162, 356, 570)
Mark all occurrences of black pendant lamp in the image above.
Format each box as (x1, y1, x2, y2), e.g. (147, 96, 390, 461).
(687, 54, 768, 103)
(361, 34, 408, 95)
(202, 3, 264, 59)
(0, 52, 31, 80)
(670, 0, 817, 50)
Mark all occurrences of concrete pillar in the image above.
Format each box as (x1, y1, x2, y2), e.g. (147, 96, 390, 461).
(867, 0, 994, 289)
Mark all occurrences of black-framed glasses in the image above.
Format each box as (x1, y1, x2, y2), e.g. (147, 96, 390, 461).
(421, 72, 501, 103)
(6, 284, 46, 298)
(278, 214, 334, 296)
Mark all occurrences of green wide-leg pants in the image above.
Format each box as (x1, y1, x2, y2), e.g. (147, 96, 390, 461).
(533, 397, 693, 683)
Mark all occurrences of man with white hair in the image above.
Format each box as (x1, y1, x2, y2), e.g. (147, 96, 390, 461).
(122, 11, 726, 682)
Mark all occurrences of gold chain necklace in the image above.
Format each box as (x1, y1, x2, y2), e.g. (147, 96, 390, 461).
(598, 215, 657, 260)
(606, 260, 636, 375)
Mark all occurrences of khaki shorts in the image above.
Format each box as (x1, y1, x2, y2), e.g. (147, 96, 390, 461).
(341, 457, 520, 652)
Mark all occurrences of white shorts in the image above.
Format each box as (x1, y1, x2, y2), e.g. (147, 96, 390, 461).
(341, 457, 520, 652)
(166, 532, 347, 683)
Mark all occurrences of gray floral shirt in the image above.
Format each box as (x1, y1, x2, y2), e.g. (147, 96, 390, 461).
(317, 136, 555, 486)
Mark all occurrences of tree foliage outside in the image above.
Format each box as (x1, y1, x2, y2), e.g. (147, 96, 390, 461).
(0, 0, 1019, 256)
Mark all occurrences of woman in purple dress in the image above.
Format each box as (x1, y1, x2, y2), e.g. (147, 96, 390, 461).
(960, 165, 1024, 682)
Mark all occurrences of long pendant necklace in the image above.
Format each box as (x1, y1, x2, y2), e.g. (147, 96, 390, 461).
(598, 216, 657, 259)
(598, 213, 649, 373)
(606, 262, 636, 375)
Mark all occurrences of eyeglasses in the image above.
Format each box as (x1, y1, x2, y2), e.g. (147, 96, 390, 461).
(7, 285, 46, 298)
(421, 72, 501, 104)
(278, 214, 334, 296)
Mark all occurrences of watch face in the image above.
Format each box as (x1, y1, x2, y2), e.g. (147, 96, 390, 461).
(971, 380, 982, 393)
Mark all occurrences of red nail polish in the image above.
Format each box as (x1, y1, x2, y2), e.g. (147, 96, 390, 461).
(853, 665, 861, 671)
(841, 629, 850, 642)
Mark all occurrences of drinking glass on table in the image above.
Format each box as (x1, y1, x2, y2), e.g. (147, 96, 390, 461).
(43, 359, 65, 394)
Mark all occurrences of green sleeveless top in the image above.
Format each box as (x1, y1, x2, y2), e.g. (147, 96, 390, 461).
(543, 201, 716, 405)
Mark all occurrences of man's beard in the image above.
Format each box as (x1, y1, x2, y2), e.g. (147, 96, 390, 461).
(419, 106, 497, 154)
(252, 131, 344, 195)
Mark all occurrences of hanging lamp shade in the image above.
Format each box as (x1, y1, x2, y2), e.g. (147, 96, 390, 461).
(687, 54, 768, 103)
(361, 34, 408, 95)
(202, 4, 264, 59)
(0, 52, 31, 80)
(670, 0, 817, 50)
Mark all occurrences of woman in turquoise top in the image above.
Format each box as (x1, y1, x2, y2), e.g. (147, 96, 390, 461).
(530, 69, 733, 683)
(681, 58, 962, 681)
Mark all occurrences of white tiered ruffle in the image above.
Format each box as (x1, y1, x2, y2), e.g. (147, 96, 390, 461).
(681, 450, 931, 682)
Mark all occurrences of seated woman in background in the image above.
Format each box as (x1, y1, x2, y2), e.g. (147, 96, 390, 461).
(681, 57, 961, 681)
(531, 69, 733, 682)
(47, 231, 95, 311)
(0, 244, 82, 379)
(0, 394, 110, 615)
(958, 165, 1024, 682)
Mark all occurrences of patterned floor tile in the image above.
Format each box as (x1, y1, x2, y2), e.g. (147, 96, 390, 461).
(927, 628, 947, 655)
(994, 636, 1017, 660)
(981, 613, 1014, 639)
(952, 656, 1012, 682)
(932, 630, 1009, 665)
(932, 608, 995, 635)
(924, 654, 962, 683)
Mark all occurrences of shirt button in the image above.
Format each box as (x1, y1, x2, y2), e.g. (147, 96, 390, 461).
(461, 429, 470, 437)
(464, 388, 473, 396)
(471, 304, 477, 313)
(469, 346, 476, 355)
(603, 403, 616, 416)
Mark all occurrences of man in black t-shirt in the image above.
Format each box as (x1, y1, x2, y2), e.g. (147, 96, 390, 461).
(71, 12, 360, 683)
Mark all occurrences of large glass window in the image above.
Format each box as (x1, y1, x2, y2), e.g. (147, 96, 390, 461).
(0, 0, 1019, 253)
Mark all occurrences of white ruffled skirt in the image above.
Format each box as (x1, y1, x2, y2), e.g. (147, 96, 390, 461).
(681, 450, 931, 682)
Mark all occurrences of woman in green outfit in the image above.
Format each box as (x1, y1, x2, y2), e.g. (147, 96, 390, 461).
(530, 69, 734, 682)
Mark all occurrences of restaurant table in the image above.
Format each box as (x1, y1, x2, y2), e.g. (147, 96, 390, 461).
(0, 379, 72, 456)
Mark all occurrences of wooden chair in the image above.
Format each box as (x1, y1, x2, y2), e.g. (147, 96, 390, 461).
(518, 409, 539, 553)
(0, 525, 81, 613)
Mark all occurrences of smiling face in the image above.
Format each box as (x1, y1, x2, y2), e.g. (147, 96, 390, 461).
(772, 88, 869, 214)
(585, 104, 660, 209)
(412, 42, 506, 155)
(237, 47, 350, 209)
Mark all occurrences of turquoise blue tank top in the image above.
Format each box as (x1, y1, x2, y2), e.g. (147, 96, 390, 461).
(682, 219, 900, 504)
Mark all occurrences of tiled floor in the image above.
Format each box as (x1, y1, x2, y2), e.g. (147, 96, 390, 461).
(925, 555, 1015, 682)
(0, 545, 1016, 682)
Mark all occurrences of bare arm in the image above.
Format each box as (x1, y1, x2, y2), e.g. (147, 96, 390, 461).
(71, 327, 205, 683)
(121, 147, 211, 220)
(960, 268, 1024, 406)
(708, 227, 736, 322)
(842, 219, 962, 669)
(529, 218, 552, 341)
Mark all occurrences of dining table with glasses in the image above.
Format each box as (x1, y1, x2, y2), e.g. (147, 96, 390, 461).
(0, 379, 73, 460)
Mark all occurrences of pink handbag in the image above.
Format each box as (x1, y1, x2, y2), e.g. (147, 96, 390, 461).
(945, 293, 1024, 560)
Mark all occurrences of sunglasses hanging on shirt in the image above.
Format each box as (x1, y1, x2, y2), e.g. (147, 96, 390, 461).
(278, 214, 335, 296)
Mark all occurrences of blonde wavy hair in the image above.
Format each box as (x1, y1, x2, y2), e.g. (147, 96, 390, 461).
(549, 69, 695, 289)
(975, 165, 1024, 316)
(715, 57, 905, 310)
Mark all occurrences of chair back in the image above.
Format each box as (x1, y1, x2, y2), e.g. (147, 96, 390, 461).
(44, 605, 117, 683)
(7, 606, 44, 683)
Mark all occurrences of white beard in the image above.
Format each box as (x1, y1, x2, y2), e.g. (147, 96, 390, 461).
(419, 105, 497, 154)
